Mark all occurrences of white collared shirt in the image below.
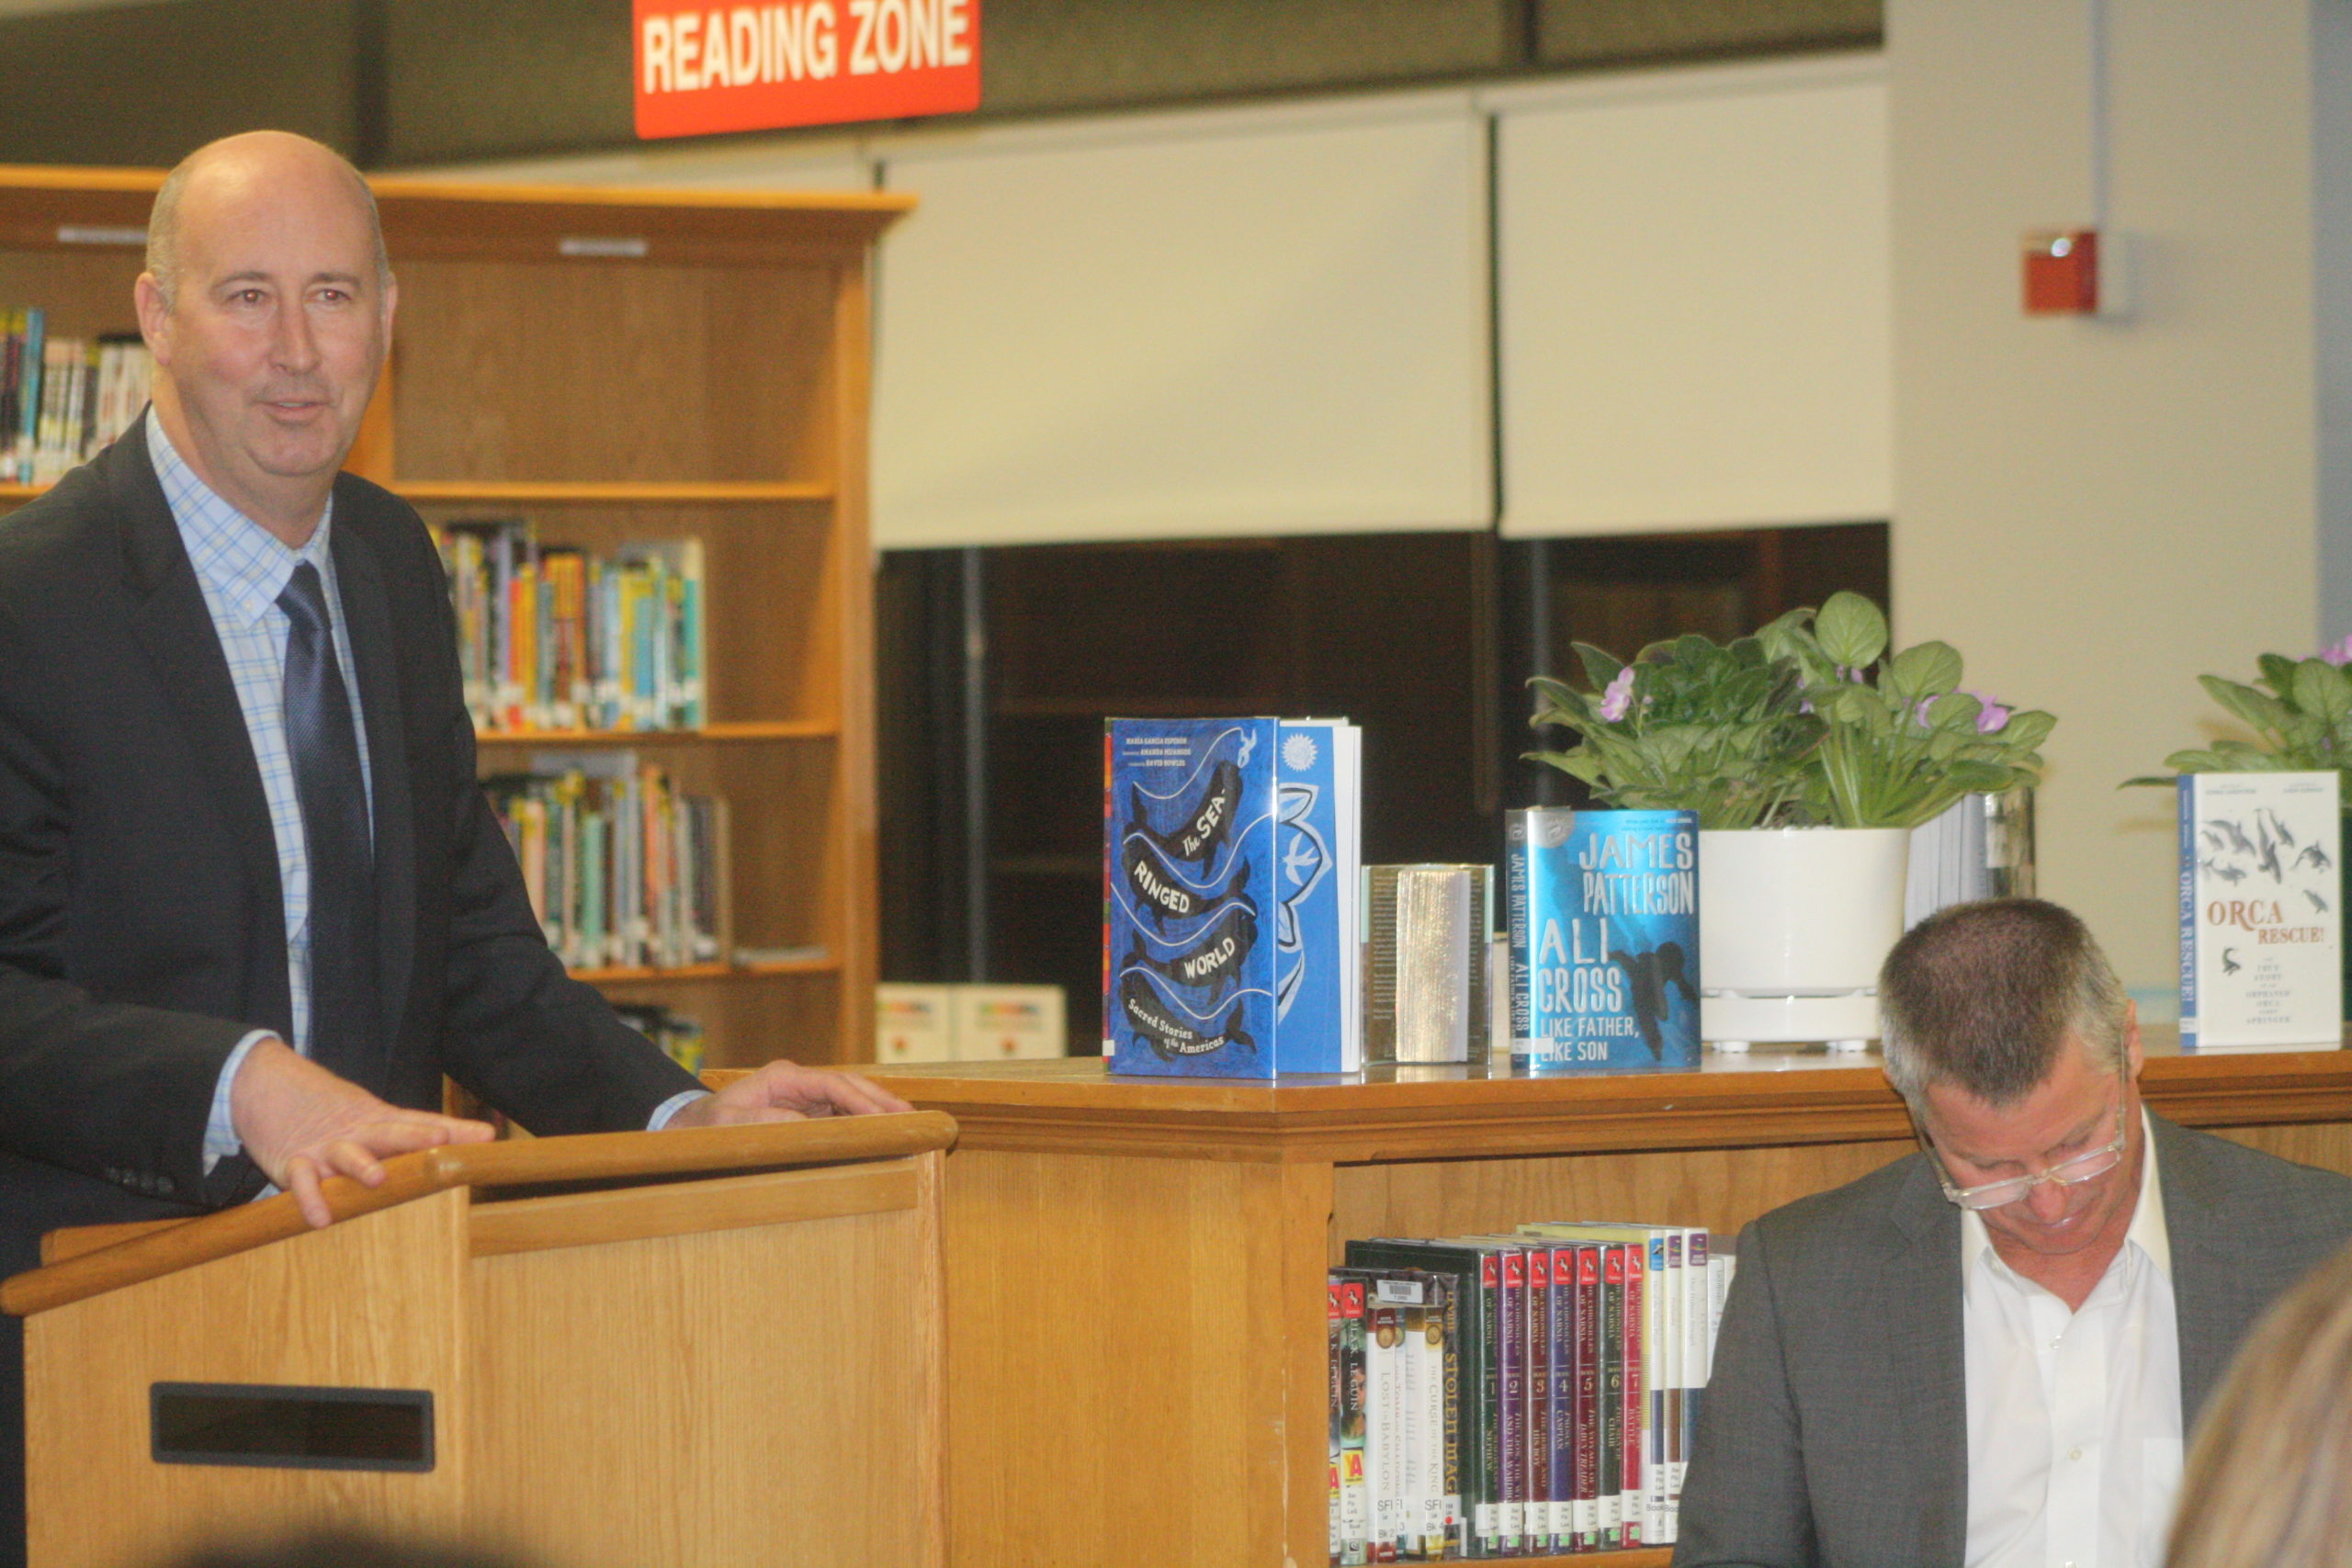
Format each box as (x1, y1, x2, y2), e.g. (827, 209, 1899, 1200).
(1962, 1111, 2183, 1568)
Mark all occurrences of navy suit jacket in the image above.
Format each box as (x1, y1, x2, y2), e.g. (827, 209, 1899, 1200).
(0, 417, 700, 1235)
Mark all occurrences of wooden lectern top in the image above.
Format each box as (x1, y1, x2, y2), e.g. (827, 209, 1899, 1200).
(2, 1111, 957, 1318)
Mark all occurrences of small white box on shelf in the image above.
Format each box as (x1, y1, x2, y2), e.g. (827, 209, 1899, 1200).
(875, 984, 957, 1064)
(952, 985, 1068, 1061)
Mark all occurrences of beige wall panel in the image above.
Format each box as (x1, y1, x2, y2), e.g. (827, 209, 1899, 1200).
(1888, 0, 2335, 990)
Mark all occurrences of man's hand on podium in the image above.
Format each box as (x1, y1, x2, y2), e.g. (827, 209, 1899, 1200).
(230, 1037, 497, 1228)
(665, 1059, 912, 1128)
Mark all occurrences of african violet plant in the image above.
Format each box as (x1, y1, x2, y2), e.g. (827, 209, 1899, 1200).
(1525, 614, 1820, 829)
(1529, 592, 2055, 832)
(1766, 592, 2055, 830)
(2123, 637, 2352, 809)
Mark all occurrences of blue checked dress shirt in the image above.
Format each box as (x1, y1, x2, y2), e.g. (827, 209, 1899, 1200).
(150, 412, 701, 1172)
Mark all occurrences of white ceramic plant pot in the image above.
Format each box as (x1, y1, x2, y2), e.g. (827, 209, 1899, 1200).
(1699, 827, 1912, 1047)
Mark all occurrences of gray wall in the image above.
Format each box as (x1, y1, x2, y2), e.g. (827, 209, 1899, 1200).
(0, 0, 1876, 169)
(0, 0, 359, 165)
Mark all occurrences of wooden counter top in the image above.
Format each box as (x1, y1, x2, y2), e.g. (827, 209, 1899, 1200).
(863, 1027, 2352, 1162)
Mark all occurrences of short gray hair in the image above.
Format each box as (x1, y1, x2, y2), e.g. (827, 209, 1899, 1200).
(1880, 898, 2129, 1107)
(145, 136, 392, 311)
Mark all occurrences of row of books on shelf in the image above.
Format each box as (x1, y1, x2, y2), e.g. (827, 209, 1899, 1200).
(1331, 1222, 1733, 1562)
(485, 751, 729, 973)
(1, 312, 150, 484)
(434, 517, 707, 735)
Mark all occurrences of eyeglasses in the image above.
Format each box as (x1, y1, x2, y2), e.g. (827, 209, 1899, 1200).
(1916, 1086, 2130, 1212)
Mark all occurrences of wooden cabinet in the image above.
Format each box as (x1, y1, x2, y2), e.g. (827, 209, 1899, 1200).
(0, 167, 908, 1066)
(872, 1035, 2352, 1568)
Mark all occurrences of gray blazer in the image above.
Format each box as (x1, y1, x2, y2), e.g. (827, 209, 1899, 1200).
(1672, 1115, 2352, 1568)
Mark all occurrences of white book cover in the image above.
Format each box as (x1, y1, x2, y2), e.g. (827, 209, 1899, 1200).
(1653, 1231, 1679, 1546)
(2180, 772, 2343, 1047)
(1364, 1291, 1401, 1551)
(1389, 1280, 1425, 1558)
(1418, 1288, 1450, 1552)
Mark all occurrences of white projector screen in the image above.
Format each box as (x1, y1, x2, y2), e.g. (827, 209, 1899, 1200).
(871, 95, 1493, 548)
(1494, 56, 1891, 537)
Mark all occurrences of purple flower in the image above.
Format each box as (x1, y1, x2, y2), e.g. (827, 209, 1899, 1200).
(1599, 666, 1637, 722)
(1965, 689, 2011, 734)
(2323, 634, 2352, 667)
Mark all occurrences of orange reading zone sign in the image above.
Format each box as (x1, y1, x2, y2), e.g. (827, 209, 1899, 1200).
(635, 0, 981, 139)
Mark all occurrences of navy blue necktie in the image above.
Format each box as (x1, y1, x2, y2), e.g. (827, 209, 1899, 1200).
(278, 560, 381, 1087)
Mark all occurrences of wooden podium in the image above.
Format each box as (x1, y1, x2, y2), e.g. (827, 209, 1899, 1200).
(1, 1113, 956, 1568)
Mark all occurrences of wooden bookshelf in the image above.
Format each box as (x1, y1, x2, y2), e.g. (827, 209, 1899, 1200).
(0, 167, 910, 1069)
(844, 1032, 2352, 1568)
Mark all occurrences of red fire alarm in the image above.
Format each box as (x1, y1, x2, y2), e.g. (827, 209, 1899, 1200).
(2022, 229, 2123, 316)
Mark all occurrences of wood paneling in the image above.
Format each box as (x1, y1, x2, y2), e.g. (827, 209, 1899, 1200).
(467, 1159, 919, 1257)
(390, 259, 838, 486)
(943, 1149, 1299, 1567)
(24, 1191, 471, 1568)
(465, 1179, 939, 1568)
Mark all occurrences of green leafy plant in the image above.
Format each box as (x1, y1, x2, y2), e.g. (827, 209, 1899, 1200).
(1525, 614, 1822, 830)
(1768, 592, 2055, 830)
(2123, 641, 2352, 809)
(1526, 592, 2054, 831)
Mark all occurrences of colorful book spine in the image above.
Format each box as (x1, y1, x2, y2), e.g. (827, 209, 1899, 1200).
(1523, 1247, 1555, 1553)
(1621, 1239, 1646, 1545)
(1654, 1230, 1680, 1547)
(13, 307, 41, 482)
(1430, 1274, 1462, 1560)
(1367, 1287, 1402, 1559)
(1496, 1247, 1526, 1556)
(1596, 1245, 1625, 1548)
(1505, 807, 1701, 1072)
(1331, 1281, 1346, 1566)
(1677, 1227, 1709, 1533)
(1572, 1244, 1601, 1551)
(1543, 1246, 1575, 1556)
(1337, 1280, 1371, 1565)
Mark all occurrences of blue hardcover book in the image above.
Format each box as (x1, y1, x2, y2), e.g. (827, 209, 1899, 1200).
(1272, 719, 1361, 1073)
(1506, 808, 1701, 1072)
(1105, 718, 1281, 1077)
(1105, 717, 1361, 1077)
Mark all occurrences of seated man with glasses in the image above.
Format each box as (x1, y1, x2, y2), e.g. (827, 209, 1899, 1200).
(1674, 897, 2352, 1568)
